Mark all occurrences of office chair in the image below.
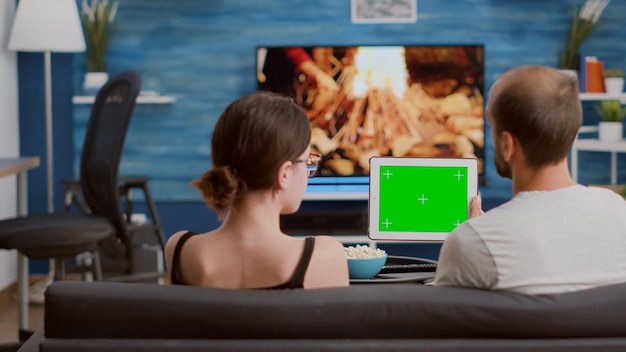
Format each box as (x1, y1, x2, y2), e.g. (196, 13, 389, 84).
(0, 69, 165, 296)
(0, 71, 140, 343)
(69, 70, 166, 282)
(0, 72, 145, 279)
(60, 174, 166, 282)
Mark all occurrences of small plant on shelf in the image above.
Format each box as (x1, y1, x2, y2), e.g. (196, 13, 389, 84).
(603, 68, 625, 78)
(80, 0, 119, 72)
(559, 0, 610, 70)
(603, 68, 625, 95)
(79, 0, 119, 95)
(596, 100, 626, 122)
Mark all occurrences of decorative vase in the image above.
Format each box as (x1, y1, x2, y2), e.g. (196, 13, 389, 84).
(604, 77, 624, 95)
(83, 72, 109, 96)
(598, 121, 623, 142)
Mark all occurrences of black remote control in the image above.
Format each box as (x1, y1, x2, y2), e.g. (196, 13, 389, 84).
(379, 263, 438, 274)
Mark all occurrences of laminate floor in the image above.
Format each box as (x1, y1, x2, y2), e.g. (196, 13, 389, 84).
(0, 277, 45, 346)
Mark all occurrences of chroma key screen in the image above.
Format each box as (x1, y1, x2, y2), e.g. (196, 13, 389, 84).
(377, 166, 469, 233)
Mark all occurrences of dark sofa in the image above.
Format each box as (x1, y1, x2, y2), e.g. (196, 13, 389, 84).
(19, 280, 626, 351)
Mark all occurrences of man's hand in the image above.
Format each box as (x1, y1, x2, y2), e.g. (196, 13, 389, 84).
(470, 194, 485, 219)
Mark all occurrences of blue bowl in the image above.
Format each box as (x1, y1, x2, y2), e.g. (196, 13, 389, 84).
(347, 255, 388, 279)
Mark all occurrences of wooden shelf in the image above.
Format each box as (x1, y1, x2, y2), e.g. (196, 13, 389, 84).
(72, 95, 177, 104)
(579, 93, 626, 103)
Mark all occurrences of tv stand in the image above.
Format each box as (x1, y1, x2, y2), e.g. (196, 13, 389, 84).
(281, 207, 367, 236)
(302, 191, 368, 201)
(303, 183, 369, 201)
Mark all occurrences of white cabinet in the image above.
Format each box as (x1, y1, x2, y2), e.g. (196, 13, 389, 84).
(570, 93, 626, 184)
(571, 126, 626, 183)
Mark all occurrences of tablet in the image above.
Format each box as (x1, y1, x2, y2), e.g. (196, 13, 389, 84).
(368, 157, 478, 242)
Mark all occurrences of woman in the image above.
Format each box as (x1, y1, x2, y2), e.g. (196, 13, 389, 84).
(165, 92, 349, 289)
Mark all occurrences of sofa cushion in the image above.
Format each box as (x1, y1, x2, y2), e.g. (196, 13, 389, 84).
(44, 281, 626, 339)
(37, 338, 626, 352)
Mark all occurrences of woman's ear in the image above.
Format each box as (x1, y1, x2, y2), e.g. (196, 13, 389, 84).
(276, 160, 292, 190)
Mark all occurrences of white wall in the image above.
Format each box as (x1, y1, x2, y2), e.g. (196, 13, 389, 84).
(0, 0, 20, 292)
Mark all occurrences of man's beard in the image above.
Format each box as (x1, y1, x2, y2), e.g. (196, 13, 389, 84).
(494, 146, 512, 179)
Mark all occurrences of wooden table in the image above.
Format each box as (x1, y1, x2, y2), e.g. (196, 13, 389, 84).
(0, 157, 40, 335)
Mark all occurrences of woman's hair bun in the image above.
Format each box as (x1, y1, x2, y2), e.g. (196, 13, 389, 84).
(192, 165, 245, 215)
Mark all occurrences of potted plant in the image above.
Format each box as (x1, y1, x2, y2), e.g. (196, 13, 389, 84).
(559, 0, 610, 73)
(596, 100, 626, 142)
(603, 68, 625, 95)
(80, 0, 119, 95)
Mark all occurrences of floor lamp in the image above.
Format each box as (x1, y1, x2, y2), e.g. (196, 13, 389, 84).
(8, 0, 86, 304)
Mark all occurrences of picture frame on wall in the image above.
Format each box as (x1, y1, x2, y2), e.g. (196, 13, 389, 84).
(351, 0, 417, 24)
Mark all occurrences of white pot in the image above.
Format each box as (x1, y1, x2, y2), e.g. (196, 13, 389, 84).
(598, 121, 623, 142)
(83, 72, 109, 96)
(604, 77, 624, 95)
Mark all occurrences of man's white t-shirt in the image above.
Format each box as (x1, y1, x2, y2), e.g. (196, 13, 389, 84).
(434, 185, 626, 295)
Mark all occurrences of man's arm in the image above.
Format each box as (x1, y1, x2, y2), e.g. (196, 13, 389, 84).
(433, 222, 497, 289)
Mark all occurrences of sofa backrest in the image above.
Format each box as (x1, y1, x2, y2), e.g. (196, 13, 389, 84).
(44, 281, 626, 340)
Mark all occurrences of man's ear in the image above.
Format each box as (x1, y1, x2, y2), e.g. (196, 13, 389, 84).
(500, 131, 517, 162)
(276, 160, 292, 190)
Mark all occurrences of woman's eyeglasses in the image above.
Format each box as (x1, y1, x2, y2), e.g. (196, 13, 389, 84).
(294, 153, 322, 178)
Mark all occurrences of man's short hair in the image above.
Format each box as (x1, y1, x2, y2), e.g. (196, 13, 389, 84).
(490, 65, 582, 168)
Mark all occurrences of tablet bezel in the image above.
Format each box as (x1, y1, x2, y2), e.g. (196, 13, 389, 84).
(368, 157, 478, 242)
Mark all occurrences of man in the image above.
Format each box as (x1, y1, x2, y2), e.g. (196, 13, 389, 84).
(434, 65, 626, 294)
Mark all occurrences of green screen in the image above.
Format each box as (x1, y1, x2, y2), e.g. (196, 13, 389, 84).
(378, 166, 468, 233)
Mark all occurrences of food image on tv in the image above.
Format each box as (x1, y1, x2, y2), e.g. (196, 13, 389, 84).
(257, 45, 485, 178)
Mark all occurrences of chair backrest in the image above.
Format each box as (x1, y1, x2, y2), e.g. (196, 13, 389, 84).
(80, 71, 141, 248)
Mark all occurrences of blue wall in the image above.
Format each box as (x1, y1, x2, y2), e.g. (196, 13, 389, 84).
(17, 0, 626, 268)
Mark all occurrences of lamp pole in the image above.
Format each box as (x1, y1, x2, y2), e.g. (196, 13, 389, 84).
(44, 50, 54, 213)
(7, 0, 87, 327)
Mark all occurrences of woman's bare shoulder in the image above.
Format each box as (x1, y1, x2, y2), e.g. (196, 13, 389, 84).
(165, 230, 203, 269)
(305, 235, 349, 288)
(166, 230, 194, 252)
(313, 235, 346, 251)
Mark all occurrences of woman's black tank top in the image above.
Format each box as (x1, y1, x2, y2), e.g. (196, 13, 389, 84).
(170, 231, 316, 289)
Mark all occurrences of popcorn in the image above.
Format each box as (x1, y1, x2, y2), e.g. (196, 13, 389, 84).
(344, 244, 386, 259)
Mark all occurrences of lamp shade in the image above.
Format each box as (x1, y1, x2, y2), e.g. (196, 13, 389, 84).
(8, 0, 86, 53)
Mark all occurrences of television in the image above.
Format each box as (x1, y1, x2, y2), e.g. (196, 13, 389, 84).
(256, 45, 485, 194)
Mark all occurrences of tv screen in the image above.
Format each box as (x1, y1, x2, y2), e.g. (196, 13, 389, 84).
(257, 45, 485, 186)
